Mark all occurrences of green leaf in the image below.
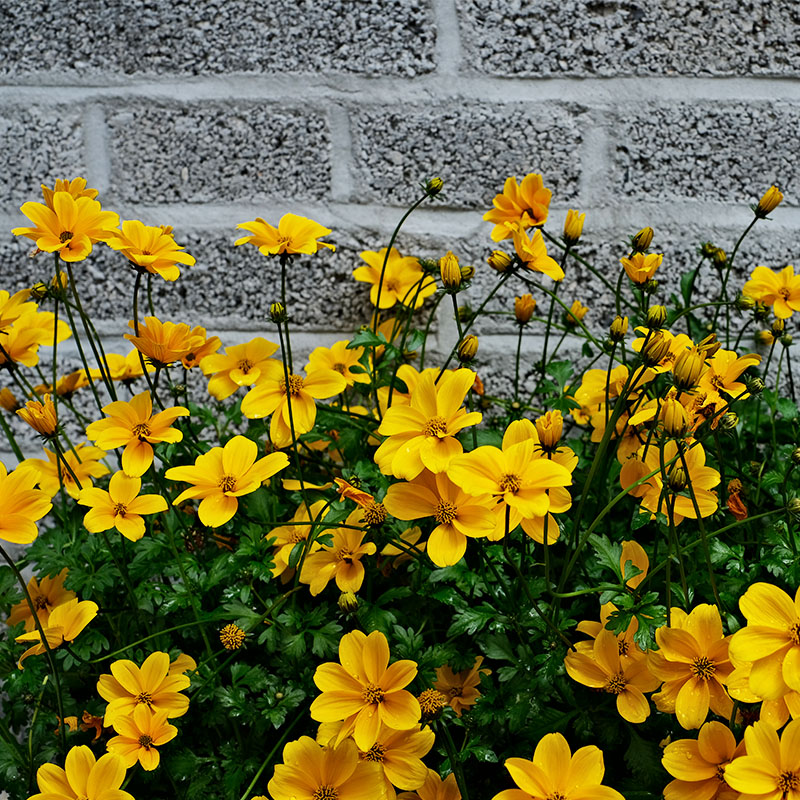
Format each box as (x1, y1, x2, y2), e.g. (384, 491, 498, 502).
(548, 360, 574, 388)
(680, 267, 700, 308)
(348, 329, 387, 349)
(588, 534, 622, 580)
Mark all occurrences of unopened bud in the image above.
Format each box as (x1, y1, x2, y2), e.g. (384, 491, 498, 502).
(673, 347, 707, 391)
(782, 334, 794, 347)
(440, 251, 462, 290)
(697, 334, 721, 358)
(737, 294, 756, 311)
(661, 396, 688, 437)
(719, 412, 739, 430)
(643, 278, 659, 295)
(535, 410, 563, 452)
(269, 302, 287, 323)
(338, 591, 359, 612)
(787, 498, 800, 519)
(755, 185, 784, 219)
(487, 250, 513, 273)
(754, 302, 771, 322)
(791, 447, 800, 466)
(711, 248, 727, 270)
(457, 334, 479, 363)
(772, 318, 785, 336)
(565, 300, 588, 327)
(609, 315, 629, 342)
(425, 177, 444, 197)
(646, 305, 667, 330)
(514, 294, 536, 325)
(460, 264, 475, 281)
(748, 377, 766, 394)
(30, 281, 48, 300)
(756, 330, 774, 346)
(667, 466, 688, 493)
(563, 209, 585, 247)
(641, 332, 671, 367)
(631, 227, 654, 252)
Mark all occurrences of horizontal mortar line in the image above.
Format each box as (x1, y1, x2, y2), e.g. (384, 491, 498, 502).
(4, 74, 800, 104)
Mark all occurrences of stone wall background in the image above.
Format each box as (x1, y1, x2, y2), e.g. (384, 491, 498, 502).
(1, 0, 799, 443)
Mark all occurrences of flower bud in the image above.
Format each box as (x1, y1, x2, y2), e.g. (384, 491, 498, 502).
(609, 315, 629, 342)
(667, 466, 688, 493)
(16, 393, 58, 437)
(457, 334, 479, 363)
(269, 302, 287, 323)
(646, 305, 667, 330)
(338, 591, 359, 612)
(440, 251, 462, 290)
(30, 281, 49, 300)
(736, 294, 756, 310)
(697, 333, 721, 358)
(782, 334, 794, 347)
(788, 498, 800, 519)
(631, 227, 654, 252)
(673, 347, 706, 391)
(640, 332, 671, 367)
(661, 396, 688, 437)
(772, 318, 785, 336)
(0, 387, 19, 413)
(563, 209, 585, 247)
(425, 177, 444, 197)
(756, 330, 774, 346)
(565, 300, 588, 327)
(748, 377, 766, 394)
(719, 412, 739, 430)
(460, 264, 475, 282)
(791, 447, 800, 466)
(487, 250, 513, 273)
(755, 185, 784, 218)
(754, 301, 771, 322)
(514, 294, 536, 325)
(711, 248, 727, 270)
(535, 410, 563, 453)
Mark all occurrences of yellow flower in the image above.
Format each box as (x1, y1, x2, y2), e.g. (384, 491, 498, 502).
(383, 471, 495, 567)
(0, 461, 53, 543)
(0, 307, 71, 368)
(200, 337, 282, 400)
(483, 173, 552, 242)
(439, 251, 462, 290)
(743, 265, 800, 320)
(235, 213, 335, 256)
(563, 209, 585, 247)
(13, 191, 119, 262)
(564, 300, 588, 327)
(621, 252, 663, 285)
(755, 185, 784, 218)
(165, 435, 289, 527)
(375, 369, 482, 480)
(513, 227, 565, 281)
(0, 287, 37, 330)
(697, 348, 761, 411)
(308, 340, 370, 386)
(17, 393, 58, 437)
(40, 177, 98, 210)
(124, 316, 207, 369)
(647, 605, 733, 729)
(268, 500, 329, 580)
(491, 732, 624, 800)
(107, 705, 177, 771)
(573, 602, 648, 668)
(23, 443, 110, 500)
(7, 568, 75, 631)
(662, 721, 744, 800)
(78, 471, 167, 542)
(434, 657, 491, 717)
(0, 386, 19, 412)
(514, 294, 536, 324)
(397, 769, 461, 800)
(620, 540, 649, 589)
(609, 315, 628, 342)
(97, 651, 191, 727)
(353, 248, 436, 309)
(16, 598, 98, 668)
(268, 736, 385, 800)
(181, 326, 221, 369)
(241, 365, 347, 448)
(725, 719, 800, 799)
(310, 630, 420, 750)
(30, 746, 133, 800)
(106, 219, 195, 281)
(86, 392, 189, 477)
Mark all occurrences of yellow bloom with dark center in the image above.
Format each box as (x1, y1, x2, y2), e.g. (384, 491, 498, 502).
(0, 461, 52, 543)
(491, 732, 624, 800)
(107, 705, 177, 771)
(375, 369, 482, 480)
(30, 746, 133, 800)
(78, 471, 167, 542)
(662, 721, 744, 800)
(97, 651, 191, 727)
(483, 173, 552, 242)
(565, 628, 659, 724)
(310, 629, 420, 750)
(241, 364, 347, 449)
(124, 316, 207, 369)
(434, 657, 491, 718)
(574, 601, 648, 667)
(165, 435, 289, 527)
(728, 582, 800, 701)
(512, 227, 565, 281)
(17, 393, 58, 437)
(200, 337, 282, 400)
(106, 219, 195, 281)
(268, 500, 329, 579)
(235, 213, 335, 256)
(743, 265, 800, 320)
(755, 185, 784, 218)
(16, 598, 98, 669)
(0, 307, 71, 368)
(268, 736, 385, 800)
(383, 470, 495, 567)
(647, 604, 733, 729)
(621, 252, 663, 285)
(308, 340, 370, 386)
(219, 623, 246, 650)
(181, 325, 221, 369)
(725, 719, 800, 800)
(86, 391, 189, 477)
(13, 191, 119, 262)
(7, 568, 75, 632)
(353, 247, 436, 309)
(22, 442, 110, 501)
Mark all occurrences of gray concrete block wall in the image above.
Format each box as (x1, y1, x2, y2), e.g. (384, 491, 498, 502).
(1, 0, 799, 407)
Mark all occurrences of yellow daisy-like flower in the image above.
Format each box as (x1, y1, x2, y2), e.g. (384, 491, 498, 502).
(512, 227, 565, 281)
(6, 568, 75, 631)
(434, 657, 492, 718)
(107, 705, 177, 771)
(0, 307, 71, 369)
(0, 287, 37, 331)
(307, 340, 370, 387)
(310, 630, 420, 751)
(165, 435, 289, 527)
(85, 391, 189, 477)
(491, 732, 624, 800)
(268, 500, 329, 579)
(199, 337, 282, 400)
(483, 173, 552, 242)
(12, 191, 119, 262)
(40, 177, 99, 209)
(29, 746, 133, 800)
(235, 212, 335, 256)
(397, 769, 461, 800)
(124, 316, 207, 369)
(106, 219, 195, 281)
(78, 471, 167, 542)
(22, 443, 110, 500)
(742, 264, 800, 319)
(0, 462, 53, 543)
(17, 393, 59, 436)
(621, 252, 663, 285)
(96, 350, 155, 383)
(353, 247, 436, 309)
(16, 598, 98, 669)
(180, 325, 221, 369)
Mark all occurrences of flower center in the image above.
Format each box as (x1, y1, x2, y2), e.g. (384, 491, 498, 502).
(547, 793, 566, 800)
(789, 621, 800, 646)
(363, 501, 387, 527)
(280, 374, 305, 396)
(362, 683, 385, 705)
(312, 788, 338, 800)
(333, 362, 347, 374)
(618, 639, 630, 656)
(499, 473, 522, 493)
(385, 280, 399, 293)
(138, 734, 153, 749)
(364, 743, 387, 762)
(778, 771, 799, 794)
(336, 548, 354, 565)
(135, 691, 153, 707)
(113, 502, 127, 518)
(780, 287, 792, 299)
(218, 474, 237, 493)
(690, 656, 716, 681)
(423, 415, 448, 437)
(604, 672, 627, 695)
(288, 529, 307, 543)
(34, 595, 49, 610)
(448, 686, 463, 697)
(715, 765, 726, 783)
(238, 358, 253, 374)
(435, 500, 458, 525)
(59, 231, 73, 242)
(132, 421, 151, 439)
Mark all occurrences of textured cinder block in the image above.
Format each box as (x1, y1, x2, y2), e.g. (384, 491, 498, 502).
(457, 0, 800, 77)
(107, 102, 331, 204)
(350, 103, 586, 207)
(612, 103, 798, 203)
(0, 106, 86, 211)
(1, 0, 436, 77)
